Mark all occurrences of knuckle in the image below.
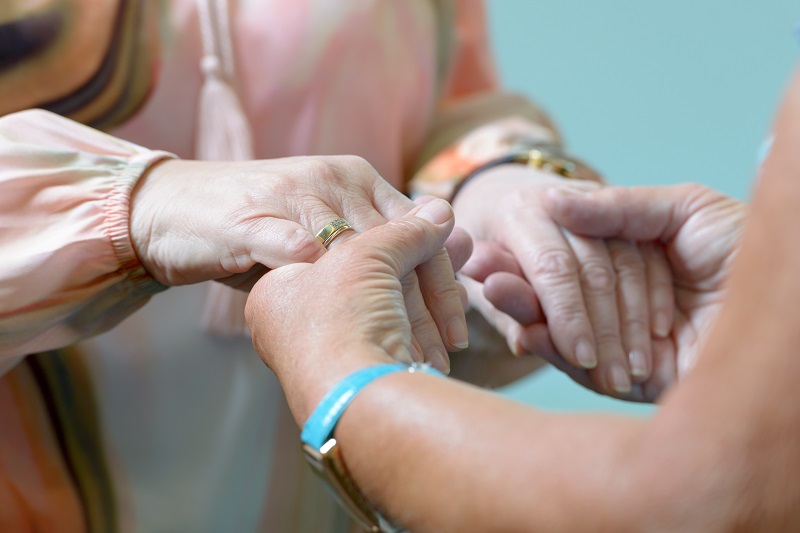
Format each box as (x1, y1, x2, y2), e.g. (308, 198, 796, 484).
(546, 302, 586, 328)
(580, 262, 616, 293)
(611, 247, 645, 273)
(341, 154, 372, 170)
(400, 270, 421, 294)
(409, 309, 433, 332)
(594, 330, 622, 349)
(387, 218, 427, 241)
(650, 276, 673, 292)
(424, 281, 462, 309)
(335, 155, 376, 182)
(531, 248, 578, 281)
(297, 158, 339, 189)
(624, 316, 649, 337)
(269, 168, 302, 195)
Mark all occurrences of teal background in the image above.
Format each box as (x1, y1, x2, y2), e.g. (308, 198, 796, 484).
(488, 0, 799, 413)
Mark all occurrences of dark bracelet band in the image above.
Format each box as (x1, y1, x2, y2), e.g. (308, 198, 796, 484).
(451, 147, 602, 199)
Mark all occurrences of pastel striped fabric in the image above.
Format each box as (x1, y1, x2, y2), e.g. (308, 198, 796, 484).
(0, 1, 555, 531)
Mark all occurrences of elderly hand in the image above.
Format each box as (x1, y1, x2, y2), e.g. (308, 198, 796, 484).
(244, 199, 461, 420)
(130, 156, 472, 370)
(453, 164, 674, 396)
(541, 183, 747, 400)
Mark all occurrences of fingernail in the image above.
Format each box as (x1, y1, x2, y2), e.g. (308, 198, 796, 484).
(609, 364, 632, 394)
(629, 350, 649, 378)
(430, 347, 451, 374)
(509, 333, 523, 358)
(447, 317, 469, 349)
(415, 199, 453, 225)
(575, 339, 597, 369)
(653, 311, 671, 338)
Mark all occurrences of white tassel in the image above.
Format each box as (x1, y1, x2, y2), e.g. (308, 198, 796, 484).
(195, 55, 254, 161)
(195, 0, 255, 337)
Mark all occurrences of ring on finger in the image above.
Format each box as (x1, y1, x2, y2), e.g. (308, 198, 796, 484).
(315, 218, 354, 248)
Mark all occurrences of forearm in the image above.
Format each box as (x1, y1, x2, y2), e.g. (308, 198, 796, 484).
(284, 351, 645, 532)
(632, 67, 800, 530)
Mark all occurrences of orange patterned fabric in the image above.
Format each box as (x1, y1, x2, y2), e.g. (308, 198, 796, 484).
(408, 0, 561, 200)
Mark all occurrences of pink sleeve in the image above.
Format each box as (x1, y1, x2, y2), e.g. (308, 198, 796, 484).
(0, 109, 175, 364)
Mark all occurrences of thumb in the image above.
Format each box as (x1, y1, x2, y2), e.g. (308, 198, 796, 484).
(544, 184, 712, 242)
(349, 198, 455, 279)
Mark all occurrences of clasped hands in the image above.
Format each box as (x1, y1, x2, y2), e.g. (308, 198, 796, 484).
(132, 154, 745, 403)
(452, 167, 744, 401)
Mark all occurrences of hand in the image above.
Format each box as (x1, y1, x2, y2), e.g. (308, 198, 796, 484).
(543, 183, 747, 400)
(453, 164, 672, 396)
(130, 155, 472, 369)
(244, 199, 461, 421)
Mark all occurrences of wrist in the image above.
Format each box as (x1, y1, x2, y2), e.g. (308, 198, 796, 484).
(298, 360, 444, 532)
(129, 158, 184, 285)
(452, 147, 604, 203)
(278, 346, 397, 425)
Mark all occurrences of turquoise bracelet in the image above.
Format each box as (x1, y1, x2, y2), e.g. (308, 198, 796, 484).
(301, 362, 443, 449)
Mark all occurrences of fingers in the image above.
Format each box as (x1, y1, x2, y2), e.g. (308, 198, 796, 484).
(406, 200, 472, 356)
(344, 188, 470, 352)
(246, 194, 348, 264)
(347, 200, 461, 368)
(543, 183, 716, 242)
(503, 218, 600, 373)
(347, 199, 456, 280)
(246, 218, 327, 267)
(417, 248, 470, 352)
(415, 195, 474, 274)
(482, 272, 543, 326)
(516, 324, 659, 404)
(647, 337, 678, 401)
(608, 240, 652, 382)
(397, 197, 472, 354)
(517, 323, 599, 390)
(460, 276, 526, 356)
(403, 271, 451, 373)
(563, 232, 631, 395)
(461, 241, 525, 282)
(289, 164, 464, 362)
(333, 180, 467, 362)
(642, 243, 675, 338)
(219, 264, 270, 292)
(444, 227, 474, 273)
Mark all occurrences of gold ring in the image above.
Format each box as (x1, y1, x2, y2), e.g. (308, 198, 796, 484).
(315, 218, 354, 248)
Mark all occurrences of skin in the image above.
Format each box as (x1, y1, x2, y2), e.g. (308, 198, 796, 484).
(542, 183, 747, 400)
(454, 166, 675, 396)
(246, 68, 800, 532)
(129, 155, 472, 370)
(130, 152, 671, 385)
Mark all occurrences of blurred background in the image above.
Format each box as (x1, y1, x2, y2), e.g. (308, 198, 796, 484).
(489, 0, 800, 414)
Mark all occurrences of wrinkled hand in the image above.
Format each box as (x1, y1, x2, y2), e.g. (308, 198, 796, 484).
(453, 165, 673, 396)
(244, 199, 463, 420)
(542, 183, 747, 401)
(130, 156, 472, 370)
